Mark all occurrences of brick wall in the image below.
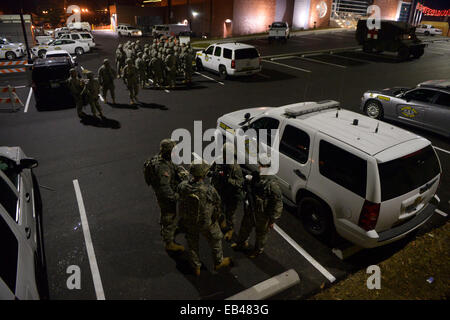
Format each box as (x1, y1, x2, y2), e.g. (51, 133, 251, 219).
(373, 0, 402, 20)
(232, 0, 277, 35)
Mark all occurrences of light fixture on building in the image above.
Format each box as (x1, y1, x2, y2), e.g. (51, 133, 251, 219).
(192, 11, 199, 18)
(183, 19, 188, 25)
(225, 19, 232, 23)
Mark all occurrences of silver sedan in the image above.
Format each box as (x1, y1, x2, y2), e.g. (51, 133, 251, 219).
(361, 80, 450, 138)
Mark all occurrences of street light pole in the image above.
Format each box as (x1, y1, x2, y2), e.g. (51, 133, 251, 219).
(19, 0, 33, 64)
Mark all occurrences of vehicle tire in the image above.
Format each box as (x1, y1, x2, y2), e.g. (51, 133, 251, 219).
(219, 65, 228, 80)
(75, 47, 84, 55)
(424, 31, 430, 36)
(412, 47, 424, 59)
(364, 100, 384, 119)
(5, 51, 16, 60)
(38, 49, 47, 58)
(398, 46, 410, 60)
(196, 58, 204, 71)
(298, 197, 334, 242)
(362, 42, 372, 53)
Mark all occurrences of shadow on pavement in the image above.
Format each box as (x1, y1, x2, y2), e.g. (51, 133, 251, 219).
(167, 250, 247, 300)
(232, 68, 297, 83)
(107, 102, 139, 110)
(80, 114, 121, 129)
(138, 102, 169, 110)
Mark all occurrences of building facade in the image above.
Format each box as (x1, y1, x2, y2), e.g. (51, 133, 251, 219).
(110, 0, 432, 38)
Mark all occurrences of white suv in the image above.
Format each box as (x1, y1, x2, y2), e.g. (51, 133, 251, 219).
(217, 100, 442, 248)
(196, 42, 262, 79)
(58, 32, 95, 48)
(117, 25, 142, 37)
(0, 147, 47, 300)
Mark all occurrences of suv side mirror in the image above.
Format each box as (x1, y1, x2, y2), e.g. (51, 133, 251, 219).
(19, 158, 38, 170)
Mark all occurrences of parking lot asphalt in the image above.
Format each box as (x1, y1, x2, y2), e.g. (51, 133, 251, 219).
(0, 30, 449, 300)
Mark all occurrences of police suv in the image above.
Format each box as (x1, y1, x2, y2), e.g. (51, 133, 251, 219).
(217, 100, 442, 248)
(196, 42, 261, 79)
(0, 37, 25, 60)
(0, 147, 47, 300)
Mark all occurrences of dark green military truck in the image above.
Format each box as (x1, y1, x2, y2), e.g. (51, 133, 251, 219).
(356, 19, 426, 60)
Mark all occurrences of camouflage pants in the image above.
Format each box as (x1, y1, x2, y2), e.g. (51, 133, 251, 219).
(160, 210, 178, 245)
(153, 71, 163, 86)
(185, 222, 224, 269)
(185, 69, 193, 83)
(220, 196, 240, 231)
(127, 82, 139, 100)
(102, 83, 115, 102)
(75, 98, 84, 118)
(88, 98, 103, 116)
(236, 211, 271, 251)
(167, 70, 176, 88)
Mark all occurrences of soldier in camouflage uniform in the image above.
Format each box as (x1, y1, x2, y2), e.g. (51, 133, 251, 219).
(122, 58, 139, 104)
(144, 139, 188, 252)
(115, 44, 126, 78)
(150, 50, 164, 87)
(81, 71, 104, 118)
(209, 143, 244, 241)
(178, 163, 233, 276)
(98, 59, 117, 104)
(181, 44, 194, 85)
(135, 52, 147, 88)
(66, 68, 86, 119)
(232, 155, 283, 258)
(164, 48, 177, 89)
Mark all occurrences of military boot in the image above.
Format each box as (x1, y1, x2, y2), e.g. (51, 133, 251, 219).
(249, 248, 264, 259)
(231, 241, 249, 251)
(214, 257, 233, 271)
(224, 229, 234, 242)
(165, 242, 185, 252)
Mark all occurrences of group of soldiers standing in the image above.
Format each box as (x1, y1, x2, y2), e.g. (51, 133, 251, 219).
(66, 58, 117, 119)
(144, 140, 283, 276)
(115, 37, 195, 94)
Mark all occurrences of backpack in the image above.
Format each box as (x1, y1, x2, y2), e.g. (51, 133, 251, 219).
(143, 155, 160, 187)
(178, 182, 208, 226)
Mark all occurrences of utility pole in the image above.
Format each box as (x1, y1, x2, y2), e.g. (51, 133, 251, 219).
(19, 0, 33, 64)
(168, 0, 172, 24)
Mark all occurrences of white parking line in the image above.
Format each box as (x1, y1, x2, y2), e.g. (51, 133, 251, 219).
(429, 44, 450, 50)
(195, 71, 225, 85)
(24, 87, 33, 113)
(273, 224, 336, 283)
(164, 89, 170, 93)
(98, 94, 104, 102)
(425, 49, 444, 55)
(435, 209, 448, 217)
(73, 179, 106, 300)
(262, 59, 311, 73)
(271, 56, 297, 61)
(434, 146, 450, 155)
(297, 56, 347, 69)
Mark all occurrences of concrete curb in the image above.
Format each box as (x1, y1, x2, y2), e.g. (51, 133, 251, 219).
(226, 269, 300, 300)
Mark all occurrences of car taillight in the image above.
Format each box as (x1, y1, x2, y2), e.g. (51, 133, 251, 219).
(358, 200, 380, 231)
(231, 60, 235, 69)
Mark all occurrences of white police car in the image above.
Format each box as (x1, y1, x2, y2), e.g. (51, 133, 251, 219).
(32, 39, 90, 58)
(0, 38, 25, 60)
(217, 100, 441, 248)
(196, 42, 261, 79)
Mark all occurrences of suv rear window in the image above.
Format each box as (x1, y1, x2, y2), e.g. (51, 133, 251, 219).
(80, 34, 92, 39)
(33, 64, 71, 83)
(378, 146, 440, 201)
(272, 22, 286, 28)
(319, 140, 367, 198)
(235, 48, 259, 60)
